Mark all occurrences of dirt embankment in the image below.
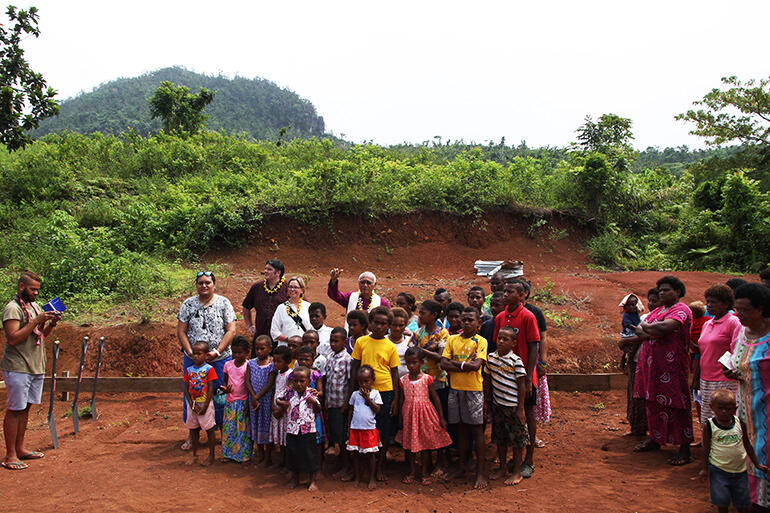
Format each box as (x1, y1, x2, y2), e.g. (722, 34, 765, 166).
(15, 211, 748, 378)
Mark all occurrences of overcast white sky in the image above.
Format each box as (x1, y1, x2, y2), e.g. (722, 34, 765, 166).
(17, 0, 770, 149)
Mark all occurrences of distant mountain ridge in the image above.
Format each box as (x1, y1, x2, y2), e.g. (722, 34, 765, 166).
(35, 66, 326, 140)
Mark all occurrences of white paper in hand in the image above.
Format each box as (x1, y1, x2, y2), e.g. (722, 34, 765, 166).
(718, 351, 735, 371)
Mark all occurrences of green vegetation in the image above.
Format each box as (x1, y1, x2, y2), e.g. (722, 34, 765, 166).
(0, 75, 768, 318)
(147, 81, 215, 135)
(34, 67, 325, 140)
(0, 5, 59, 150)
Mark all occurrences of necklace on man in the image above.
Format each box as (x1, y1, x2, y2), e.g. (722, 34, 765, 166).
(264, 275, 285, 294)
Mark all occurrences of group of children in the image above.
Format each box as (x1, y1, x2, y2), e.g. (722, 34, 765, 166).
(182, 279, 543, 491)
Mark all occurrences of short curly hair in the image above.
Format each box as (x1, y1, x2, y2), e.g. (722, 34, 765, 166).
(704, 284, 734, 310)
(734, 283, 770, 317)
(656, 275, 686, 298)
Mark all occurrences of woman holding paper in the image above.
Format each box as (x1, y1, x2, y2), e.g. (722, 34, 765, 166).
(692, 284, 742, 426)
(727, 283, 770, 509)
(632, 275, 694, 465)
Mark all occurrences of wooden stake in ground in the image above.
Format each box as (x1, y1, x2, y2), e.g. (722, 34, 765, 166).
(90, 337, 105, 422)
(72, 336, 88, 434)
(48, 340, 60, 448)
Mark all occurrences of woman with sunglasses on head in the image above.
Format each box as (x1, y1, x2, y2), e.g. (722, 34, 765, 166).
(177, 271, 237, 450)
(270, 276, 312, 345)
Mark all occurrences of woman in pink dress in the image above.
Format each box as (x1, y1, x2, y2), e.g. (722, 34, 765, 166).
(396, 347, 452, 485)
(633, 275, 694, 465)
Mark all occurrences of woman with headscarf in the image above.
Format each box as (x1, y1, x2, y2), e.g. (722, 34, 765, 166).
(633, 275, 694, 465)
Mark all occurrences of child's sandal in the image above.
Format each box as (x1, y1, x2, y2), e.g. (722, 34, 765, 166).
(401, 475, 416, 484)
(420, 476, 433, 486)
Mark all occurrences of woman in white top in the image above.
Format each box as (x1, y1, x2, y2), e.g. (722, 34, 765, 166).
(270, 276, 311, 344)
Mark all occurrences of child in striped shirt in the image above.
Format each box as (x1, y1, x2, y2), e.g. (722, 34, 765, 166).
(485, 326, 528, 485)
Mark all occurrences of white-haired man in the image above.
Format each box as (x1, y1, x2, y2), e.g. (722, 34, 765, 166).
(327, 268, 391, 314)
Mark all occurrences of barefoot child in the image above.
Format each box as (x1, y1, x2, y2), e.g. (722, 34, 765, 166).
(183, 341, 219, 466)
(246, 335, 276, 466)
(703, 389, 769, 513)
(441, 307, 488, 489)
(345, 310, 369, 354)
(221, 336, 253, 463)
(350, 306, 400, 482)
(396, 347, 452, 485)
(270, 345, 292, 468)
(344, 365, 382, 489)
(275, 366, 322, 491)
(410, 299, 451, 475)
(485, 326, 528, 485)
(325, 327, 352, 474)
(295, 345, 326, 465)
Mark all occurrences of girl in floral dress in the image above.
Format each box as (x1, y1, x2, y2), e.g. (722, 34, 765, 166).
(221, 337, 253, 463)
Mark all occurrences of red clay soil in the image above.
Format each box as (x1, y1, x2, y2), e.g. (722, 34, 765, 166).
(0, 212, 752, 511)
(0, 388, 708, 512)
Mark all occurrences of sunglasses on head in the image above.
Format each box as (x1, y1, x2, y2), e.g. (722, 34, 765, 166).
(197, 271, 214, 278)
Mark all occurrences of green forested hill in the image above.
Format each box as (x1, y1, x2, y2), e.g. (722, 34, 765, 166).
(34, 67, 326, 139)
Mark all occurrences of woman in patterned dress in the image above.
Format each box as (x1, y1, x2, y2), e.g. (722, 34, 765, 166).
(633, 275, 694, 465)
(726, 283, 770, 509)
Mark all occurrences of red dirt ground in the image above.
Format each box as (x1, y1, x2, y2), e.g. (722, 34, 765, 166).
(0, 212, 753, 511)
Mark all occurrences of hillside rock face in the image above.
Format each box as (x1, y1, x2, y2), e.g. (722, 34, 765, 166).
(35, 66, 325, 140)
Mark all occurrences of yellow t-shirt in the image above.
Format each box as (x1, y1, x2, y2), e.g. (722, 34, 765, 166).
(351, 335, 400, 392)
(442, 333, 487, 391)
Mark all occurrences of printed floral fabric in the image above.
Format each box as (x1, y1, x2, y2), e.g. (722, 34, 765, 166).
(222, 399, 253, 462)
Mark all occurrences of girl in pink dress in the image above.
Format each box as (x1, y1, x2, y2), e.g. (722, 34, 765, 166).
(396, 347, 452, 485)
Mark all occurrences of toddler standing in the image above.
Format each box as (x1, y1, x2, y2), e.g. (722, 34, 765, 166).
(275, 366, 322, 491)
(703, 389, 768, 513)
(344, 365, 382, 489)
(221, 336, 253, 463)
(183, 341, 219, 467)
(246, 335, 276, 466)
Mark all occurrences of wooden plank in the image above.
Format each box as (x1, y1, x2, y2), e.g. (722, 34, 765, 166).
(547, 373, 624, 391)
(43, 377, 183, 393)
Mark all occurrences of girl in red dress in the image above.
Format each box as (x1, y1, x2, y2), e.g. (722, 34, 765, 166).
(396, 347, 453, 485)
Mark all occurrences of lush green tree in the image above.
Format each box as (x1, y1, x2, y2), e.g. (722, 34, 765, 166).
(147, 81, 215, 134)
(0, 5, 59, 151)
(572, 113, 636, 171)
(676, 76, 770, 147)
